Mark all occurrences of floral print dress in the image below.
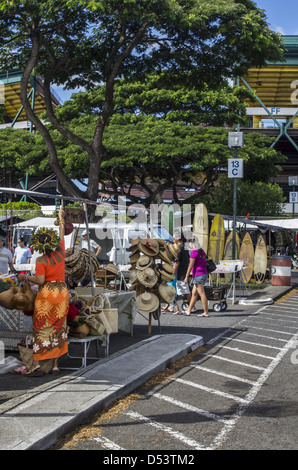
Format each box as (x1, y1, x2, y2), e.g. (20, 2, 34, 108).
(33, 240, 69, 360)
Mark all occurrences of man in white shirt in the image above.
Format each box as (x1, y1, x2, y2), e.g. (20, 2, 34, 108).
(81, 231, 102, 257)
(13, 237, 32, 265)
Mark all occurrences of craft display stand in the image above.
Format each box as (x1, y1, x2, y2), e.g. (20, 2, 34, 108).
(95, 269, 118, 290)
(137, 305, 161, 335)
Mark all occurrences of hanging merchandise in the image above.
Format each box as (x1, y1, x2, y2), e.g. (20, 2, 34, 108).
(128, 237, 180, 317)
(65, 248, 100, 286)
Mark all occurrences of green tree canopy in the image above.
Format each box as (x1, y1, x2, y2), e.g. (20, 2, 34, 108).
(0, 0, 284, 217)
(200, 178, 286, 217)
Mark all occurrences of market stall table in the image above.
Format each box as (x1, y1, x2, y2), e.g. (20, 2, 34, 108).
(73, 288, 138, 336)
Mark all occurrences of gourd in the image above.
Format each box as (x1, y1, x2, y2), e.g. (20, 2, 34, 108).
(11, 285, 31, 310)
(22, 281, 37, 312)
(0, 286, 18, 309)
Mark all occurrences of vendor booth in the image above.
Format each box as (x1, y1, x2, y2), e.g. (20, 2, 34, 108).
(0, 187, 139, 374)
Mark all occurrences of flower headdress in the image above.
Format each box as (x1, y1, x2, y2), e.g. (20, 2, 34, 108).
(30, 227, 60, 254)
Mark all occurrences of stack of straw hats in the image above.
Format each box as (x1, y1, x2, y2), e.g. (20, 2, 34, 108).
(65, 248, 100, 286)
(128, 237, 180, 315)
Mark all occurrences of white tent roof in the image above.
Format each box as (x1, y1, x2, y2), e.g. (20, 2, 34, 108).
(253, 219, 298, 230)
(12, 217, 56, 228)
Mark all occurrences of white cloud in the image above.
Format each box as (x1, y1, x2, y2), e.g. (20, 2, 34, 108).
(276, 26, 286, 35)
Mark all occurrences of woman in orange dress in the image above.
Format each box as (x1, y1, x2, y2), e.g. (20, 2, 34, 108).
(18, 209, 69, 375)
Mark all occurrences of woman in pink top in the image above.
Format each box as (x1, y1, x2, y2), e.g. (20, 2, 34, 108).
(184, 236, 209, 317)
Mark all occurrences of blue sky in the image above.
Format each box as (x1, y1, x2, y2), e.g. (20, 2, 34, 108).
(255, 0, 298, 35)
(54, 1, 298, 102)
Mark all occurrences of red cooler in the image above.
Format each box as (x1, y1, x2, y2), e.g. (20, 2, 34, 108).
(271, 255, 292, 286)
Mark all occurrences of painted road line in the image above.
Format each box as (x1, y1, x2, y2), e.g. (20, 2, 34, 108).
(262, 311, 298, 319)
(125, 410, 208, 450)
(152, 392, 231, 424)
(256, 315, 298, 324)
(272, 302, 298, 310)
(202, 354, 266, 371)
(237, 331, 288, 343)
(271, 304, 298, 310)
(215, 345, 276, 360)
(242, 319, 298, 331)
(92, 436, 125, 450)
(261, 309, 298, 317)
(243, 325, 294, 336)
(173, 378, 250, 404)
(221, 336, 283, 350)
(190, 364, 257, 386)
(210, 330, 298, 450)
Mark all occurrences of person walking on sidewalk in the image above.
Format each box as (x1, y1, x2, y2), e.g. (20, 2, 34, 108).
(17, 209, 69, 376)
(173, 232, 191, 308)
(184, 236, 209, 317)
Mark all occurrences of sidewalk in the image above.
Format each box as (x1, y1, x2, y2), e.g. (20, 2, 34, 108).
(0, 276, 297, 450)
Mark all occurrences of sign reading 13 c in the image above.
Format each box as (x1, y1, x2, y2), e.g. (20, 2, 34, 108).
(228, 158, 243, 178)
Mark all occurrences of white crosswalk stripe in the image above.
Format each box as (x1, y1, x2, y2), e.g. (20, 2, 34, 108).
(89, 292, 298, 451)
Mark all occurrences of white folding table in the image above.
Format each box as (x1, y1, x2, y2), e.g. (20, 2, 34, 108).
(62, 334, 109, 370)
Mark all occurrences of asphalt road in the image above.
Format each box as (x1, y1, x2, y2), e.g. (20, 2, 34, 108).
(52, 292, 298, 452)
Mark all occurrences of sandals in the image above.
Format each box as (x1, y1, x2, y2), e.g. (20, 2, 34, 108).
(173, 311, 183, 315)
(197, 314, 210, 318)
(161, 306, 170, 313)
(25, 366, 44, 377)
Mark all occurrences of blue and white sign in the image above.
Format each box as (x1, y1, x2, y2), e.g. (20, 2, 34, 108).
(289, 192, 298, 203)
(228, 159, 243, 178)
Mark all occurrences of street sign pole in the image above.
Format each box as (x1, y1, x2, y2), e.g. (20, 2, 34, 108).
(228, 155, 244, 258)
(233, 152, 238, 260)
(288, 176, 298, 218)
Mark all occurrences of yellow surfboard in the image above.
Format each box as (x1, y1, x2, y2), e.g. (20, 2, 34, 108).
(254, 234, 267, 284)
(193, 203, 209, 254)
(208, 214, 225, 263)
(223, 231, 240, 282)
(239, 232, 254, 283)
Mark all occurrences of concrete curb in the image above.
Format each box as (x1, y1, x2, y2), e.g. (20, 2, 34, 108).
(239, 298, 274, 305)
(0, 334, 204, 450)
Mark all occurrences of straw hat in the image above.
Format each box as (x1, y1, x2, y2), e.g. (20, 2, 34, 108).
(136, 255, 152, 270)
(137, 292, 160, 313)
(137, 267, 158, 288)
(129, 252, 140, 264)
(167, 242, 180, 261)
(158, 282, 176, 303)
(155, 238, 167, 247)
(161, 263, 174, 275)
(138, 238, 159, 256)
(127, 238, 140, 254)
(158, 247, 173, 264)
(158, 264, 175, 282)
(105, 263, 118, 275)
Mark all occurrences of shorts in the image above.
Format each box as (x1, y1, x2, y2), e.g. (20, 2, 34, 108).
(176, 280, 190, 296)
(192, 274, 208, 285)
